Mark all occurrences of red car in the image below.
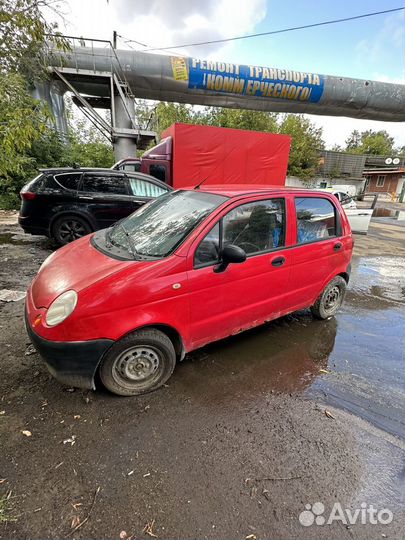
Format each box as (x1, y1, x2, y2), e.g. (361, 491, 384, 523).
(25, 186, 353, 396)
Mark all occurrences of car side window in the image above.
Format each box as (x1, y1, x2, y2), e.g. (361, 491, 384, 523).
(53, 173, 81, 191)
(194, 223, 220, 267)
(149, 164, 166, 183)
(340, 193, 352, 204)
(223, 199, 286, 255)
(194, 198, 286, 268)
(80, 174, 128, 195)
(295, 197, 336, 244)
(129, 177, 168, 198)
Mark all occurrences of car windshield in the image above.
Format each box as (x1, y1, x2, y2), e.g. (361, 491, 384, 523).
(107, 190, 227, 259)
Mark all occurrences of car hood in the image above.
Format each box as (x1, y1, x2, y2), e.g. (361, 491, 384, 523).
(30, 235, 133, 309)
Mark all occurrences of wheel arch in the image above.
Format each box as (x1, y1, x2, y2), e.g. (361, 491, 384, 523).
(120, 323, 186, 361)
(48, 210, 96, 236)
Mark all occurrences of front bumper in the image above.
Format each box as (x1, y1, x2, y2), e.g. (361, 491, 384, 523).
(25, 310, 113, 389)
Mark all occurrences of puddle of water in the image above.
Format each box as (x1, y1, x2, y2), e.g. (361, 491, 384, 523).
(373, 207, 405, 220)
(180, 256, 405, 438)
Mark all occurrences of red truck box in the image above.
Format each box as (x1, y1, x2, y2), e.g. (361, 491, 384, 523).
(161, 123, 291, 188)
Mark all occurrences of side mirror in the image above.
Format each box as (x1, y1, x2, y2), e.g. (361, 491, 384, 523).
(214, 244, 246, 273)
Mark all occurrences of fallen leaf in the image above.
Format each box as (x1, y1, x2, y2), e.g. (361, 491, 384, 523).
(71, 516, 80, 528)
(119, 531, 128, 539)
(74, 415, 81, 420)
(143, 472, 151, 477)
(319, 369, 331, 374)
(22, 430, 32, 437)
(246, 535, 257, 540)
(325, 409, 335, 419)
(0, 479, 6, 484)
(0, 410, 5, 415)
(127, 470, 134, 476)
(72, 503, 82, 510)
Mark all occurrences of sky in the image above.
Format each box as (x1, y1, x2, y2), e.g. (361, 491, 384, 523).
(45, 0, 405, 149)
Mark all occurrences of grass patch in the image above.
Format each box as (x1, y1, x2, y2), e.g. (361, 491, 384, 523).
(0, 493, 16, 523)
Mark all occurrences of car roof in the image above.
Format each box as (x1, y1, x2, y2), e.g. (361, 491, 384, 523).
(191, 184, 335, 198)
(38, 167, 172, 189)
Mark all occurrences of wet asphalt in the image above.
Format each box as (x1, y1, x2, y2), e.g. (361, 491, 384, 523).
(0, 211, 404, 539)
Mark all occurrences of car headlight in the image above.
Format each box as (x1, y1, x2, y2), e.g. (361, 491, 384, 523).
(46, 290, 78, 327)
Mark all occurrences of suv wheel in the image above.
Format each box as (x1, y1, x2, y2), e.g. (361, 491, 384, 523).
(52, 215, 92, 245)
(311, 276, 347, 320)
(99, 329, 176, 396)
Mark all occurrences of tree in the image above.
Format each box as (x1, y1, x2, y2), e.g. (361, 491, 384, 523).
(345, 129, 395, 155)
(278, 114, 324, 178)
(207, 108, 278, 132)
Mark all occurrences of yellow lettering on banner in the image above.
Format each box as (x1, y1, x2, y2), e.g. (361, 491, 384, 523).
(252, 80, 260, 94)
(246, 80, 253, 95)
(233, 78, 244, 93)
(171, 57, 188, 81)
(223, 76, 235, 91)
(312, 74, 320, 86)
(267, 82, 275, 96)
(214, 75, 223, 91)
(300, 87, 310, 101)
(288, 85, 298, 99)
(280, 84, 289, 98)
(260, 81, 268, 94)
(273, 83, 282, 97)
(206, 73, 216, 90)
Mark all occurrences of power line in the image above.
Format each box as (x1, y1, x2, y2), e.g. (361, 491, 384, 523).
(134, 6, 405, 53)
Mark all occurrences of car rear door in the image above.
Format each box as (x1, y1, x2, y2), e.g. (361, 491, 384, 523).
(287, 195, 349, 310)
(187, 196, 292, 350)
(78, 172, 134, 229)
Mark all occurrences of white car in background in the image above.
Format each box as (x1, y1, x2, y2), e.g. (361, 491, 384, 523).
(319, 188, 357, 209)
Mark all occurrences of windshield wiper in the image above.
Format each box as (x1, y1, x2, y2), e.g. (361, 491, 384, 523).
(117, 221, 142, 260)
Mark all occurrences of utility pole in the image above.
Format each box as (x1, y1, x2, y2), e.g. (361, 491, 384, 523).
(112, 30, 117, 49)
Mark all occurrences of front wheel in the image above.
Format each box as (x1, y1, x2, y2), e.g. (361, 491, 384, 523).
(99, 329, 176, 396)
(311, 276, 347, 320)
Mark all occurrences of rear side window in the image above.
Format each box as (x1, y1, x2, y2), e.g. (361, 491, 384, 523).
(54, 173, 81, 191)
(295, 197, 336, 244)
(129, 177, 168, 198)
(81, 174, 128, 195)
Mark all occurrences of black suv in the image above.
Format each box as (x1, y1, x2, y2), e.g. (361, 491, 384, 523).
(19, 168, 171, 245)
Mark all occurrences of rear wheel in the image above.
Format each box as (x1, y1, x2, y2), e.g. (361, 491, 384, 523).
(99, 329, 176, 396)
(52, 215, 92, 245)
(311, 276, 347, 320)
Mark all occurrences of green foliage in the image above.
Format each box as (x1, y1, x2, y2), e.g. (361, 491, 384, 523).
(345, 129, 395, 155)
(207, 107, 278, 132)
(278, 114, 324, 179)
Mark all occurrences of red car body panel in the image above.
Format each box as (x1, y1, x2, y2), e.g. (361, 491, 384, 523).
(25, 187, 353, 381)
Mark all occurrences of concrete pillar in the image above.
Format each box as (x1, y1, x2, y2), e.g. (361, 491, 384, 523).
(113, 93, 137, 161)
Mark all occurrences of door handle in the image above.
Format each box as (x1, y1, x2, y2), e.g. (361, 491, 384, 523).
(271, 256, 286, 267)
(333, 242, 342, 251)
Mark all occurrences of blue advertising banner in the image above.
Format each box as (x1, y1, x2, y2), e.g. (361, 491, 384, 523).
(186, 58, 325, 103)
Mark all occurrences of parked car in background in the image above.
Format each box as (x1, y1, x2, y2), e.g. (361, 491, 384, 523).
(19, 168, 171, 245)
(319, 188, 357, 209)
(25, 186, 353, 396)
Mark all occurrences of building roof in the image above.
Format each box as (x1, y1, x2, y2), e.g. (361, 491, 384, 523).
(363, 168, 405, 174)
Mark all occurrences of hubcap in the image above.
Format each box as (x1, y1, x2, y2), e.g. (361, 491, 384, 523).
(324, 285, 341, 311)
(59, 220, 86, 241)
(113, 346, 161, 385)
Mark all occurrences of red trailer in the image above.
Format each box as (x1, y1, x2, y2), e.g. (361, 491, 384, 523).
(114, 123, 291, 188)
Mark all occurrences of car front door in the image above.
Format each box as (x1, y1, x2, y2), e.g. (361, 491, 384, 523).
(187, 197, 292, 350)
(78, 172, 134, 229)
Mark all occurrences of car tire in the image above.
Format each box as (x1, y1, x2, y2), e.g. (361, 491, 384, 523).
(311, 276, 347, 320)
(52, 215, 92, 245)
(99, 329, 176, 396)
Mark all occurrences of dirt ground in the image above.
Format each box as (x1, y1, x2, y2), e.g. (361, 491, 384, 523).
(0, 209, 404, 539)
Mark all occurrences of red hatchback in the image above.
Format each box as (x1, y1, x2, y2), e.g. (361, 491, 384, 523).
(25, 186, 353, 396)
